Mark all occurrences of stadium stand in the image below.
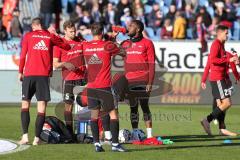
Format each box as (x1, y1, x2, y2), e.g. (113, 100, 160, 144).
(1, 0, 240, 41)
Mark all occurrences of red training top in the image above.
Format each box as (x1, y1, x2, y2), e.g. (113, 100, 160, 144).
(208, 39, 230, 81)
(202, 51, 240, 83)
(82, 40, 119, 88)
(124, 38, 155, 85)
(53, 37, 85, 80)
(19, 30, 71, 76)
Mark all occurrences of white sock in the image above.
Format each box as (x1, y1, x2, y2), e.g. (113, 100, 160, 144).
(94, 142, 101, 147)
(146, 128, 152, 138)
(33, 136, 40, 141)
(104, 131, 112, 140)
(22, 133, 28, 140)
(213, 119, 218, 125)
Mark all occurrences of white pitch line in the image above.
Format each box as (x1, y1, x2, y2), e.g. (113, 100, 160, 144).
(0, 139, 30, 155)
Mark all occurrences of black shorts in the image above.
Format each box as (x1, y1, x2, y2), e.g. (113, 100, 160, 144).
(128, 85, 150, 98)
(22, 76, 50, 101)
(127, 85, 150, 106)
(87, 87, 115, 112)
(63, 79, 85, 104)
(210, 79, 232, 100)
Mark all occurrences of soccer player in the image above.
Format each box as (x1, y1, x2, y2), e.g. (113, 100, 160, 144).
(18, 17, 71, 145)
(124, 20, 155, 138)
(82, 23, 126, 152)
(53, 20, 86, 139)
(200, 25, 239, 135)
(201, 51, 239, 136)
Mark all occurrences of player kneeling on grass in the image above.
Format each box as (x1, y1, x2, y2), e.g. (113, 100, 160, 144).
(53, 20, 86, 140)
(200, 25, 239, 135)
(18, 17, 71, 145)
(201, 50, 240, 136)
(82, 23, 127, 152)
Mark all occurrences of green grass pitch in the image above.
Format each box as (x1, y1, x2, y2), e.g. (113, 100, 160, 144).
(0, 104, 240, 160)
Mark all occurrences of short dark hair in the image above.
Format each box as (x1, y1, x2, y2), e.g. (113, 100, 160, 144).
(90, 23, 104, 35)
(31, 17, 43, 26)
(131, 20, 144, 33)
(216, 25, 229, 32)
(63, 20, 75, 30)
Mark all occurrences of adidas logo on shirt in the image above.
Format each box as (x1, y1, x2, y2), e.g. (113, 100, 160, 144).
(88, 54, 102, 64)
(70, 44, 75, 49)
(33, 40, 48, 50)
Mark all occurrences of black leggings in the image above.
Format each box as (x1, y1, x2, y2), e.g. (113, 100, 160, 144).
(129, 97, 152, 129)
(212, 98, 226, 129)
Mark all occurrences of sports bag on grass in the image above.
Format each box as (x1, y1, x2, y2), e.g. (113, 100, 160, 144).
(40, 116, 73, 144)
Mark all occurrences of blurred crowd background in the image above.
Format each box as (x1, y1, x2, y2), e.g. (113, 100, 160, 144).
(0, 0, 240, 41)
